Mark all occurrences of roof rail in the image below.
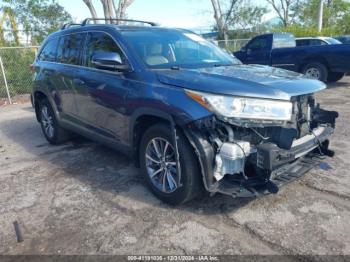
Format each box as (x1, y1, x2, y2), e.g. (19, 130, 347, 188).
(61, 23, 83, 30)
(81, 18, 158, 27)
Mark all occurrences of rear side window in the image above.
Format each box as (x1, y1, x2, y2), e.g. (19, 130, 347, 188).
(38, 38, 59, 62)
(57, 33, 85, 65)
(83, 32, 125, 68)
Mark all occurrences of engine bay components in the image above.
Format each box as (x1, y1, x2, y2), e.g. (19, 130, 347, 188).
(214, 141, 250, 181)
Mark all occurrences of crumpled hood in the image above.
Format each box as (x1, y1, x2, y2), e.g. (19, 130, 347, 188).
(156, 64, 326, 100)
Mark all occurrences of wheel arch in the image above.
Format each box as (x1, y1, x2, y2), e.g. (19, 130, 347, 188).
(298, 56, 330, 72)
(130, 108, 211, 192)
(33, 90, 60, 123)
(130, 108, 175, 167)
(33, 91, 47, 122)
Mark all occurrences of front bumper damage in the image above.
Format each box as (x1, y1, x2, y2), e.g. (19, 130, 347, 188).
(183, 102, 338, 198)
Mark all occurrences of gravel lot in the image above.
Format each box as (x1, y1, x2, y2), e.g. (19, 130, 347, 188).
(0, 77, 350, 256)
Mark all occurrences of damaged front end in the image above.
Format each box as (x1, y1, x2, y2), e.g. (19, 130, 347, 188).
(183, 94, 338, 198)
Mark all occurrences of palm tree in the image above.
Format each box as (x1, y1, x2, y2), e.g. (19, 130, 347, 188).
(0, 7, 19, 45)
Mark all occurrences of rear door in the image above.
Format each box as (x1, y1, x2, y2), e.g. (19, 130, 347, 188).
(245, 35, 272, 65)
(35, 37, 60, 100)
(55, 32, 86, 120)
(72, 31, 131, 144)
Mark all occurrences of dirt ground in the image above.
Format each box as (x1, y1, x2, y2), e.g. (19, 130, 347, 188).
(0, 77, 349, 256)
(0, 94, 31, 107)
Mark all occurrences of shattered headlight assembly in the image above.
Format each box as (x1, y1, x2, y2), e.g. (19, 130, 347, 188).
(186, 89, 292, 122)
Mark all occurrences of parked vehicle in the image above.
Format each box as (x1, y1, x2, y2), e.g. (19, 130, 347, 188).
(296, 37, 342, 47)
(32, 20, 338, 205)
(234, 33, 350, 82)
(335, 35, 350, 44)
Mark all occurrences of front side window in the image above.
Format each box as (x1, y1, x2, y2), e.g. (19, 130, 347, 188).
(248, 37, 269, 51)
(83, 32, 125, 68)
(57, 33, 85, 65)
(38, 37, 59, 62)
(121, 30, 239, 68)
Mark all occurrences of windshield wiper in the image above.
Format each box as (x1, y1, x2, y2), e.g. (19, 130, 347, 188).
(213, 64, 236, 67)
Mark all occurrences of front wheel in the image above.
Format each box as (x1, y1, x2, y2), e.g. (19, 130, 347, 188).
(139, 124, 202, 205)
(302, 62, 328, 82)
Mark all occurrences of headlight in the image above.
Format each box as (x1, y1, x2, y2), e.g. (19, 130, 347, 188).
(186, 89, 292, 121)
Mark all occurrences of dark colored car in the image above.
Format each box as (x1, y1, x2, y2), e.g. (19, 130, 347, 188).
(335, 35, 350, 44)
(296, 37, 342, 47)
(234, 33, 350, 82)
(32, 19, 338, 205)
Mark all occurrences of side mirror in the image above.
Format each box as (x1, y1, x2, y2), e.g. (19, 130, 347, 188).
(91, 52, 129, 71)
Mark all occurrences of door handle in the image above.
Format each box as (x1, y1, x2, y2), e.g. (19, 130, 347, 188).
(73, 79, 85, 86)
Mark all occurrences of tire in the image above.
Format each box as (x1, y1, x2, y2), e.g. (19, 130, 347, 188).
(327, 72, 344, 83)
(139, 123, 202, 205)
(38, 98, 70, 145)
(302, 62, 328, 82)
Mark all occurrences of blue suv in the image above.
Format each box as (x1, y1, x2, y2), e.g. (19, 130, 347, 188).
(32, 19, 338, 204)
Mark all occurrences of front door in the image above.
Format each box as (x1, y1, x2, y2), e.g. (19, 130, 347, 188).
(55, 32, 86, 120)
(72, 31, 131, 144)
(245, 35, 271, 65)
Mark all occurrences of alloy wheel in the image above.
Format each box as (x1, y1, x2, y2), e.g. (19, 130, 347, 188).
(305, 67, 321, 80)
(145, 137, 178, 193)
(41, 106, 55, 138)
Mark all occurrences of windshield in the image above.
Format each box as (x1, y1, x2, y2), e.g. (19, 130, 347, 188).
(120, 29, 241, 69)
(324, 38, 342, 45)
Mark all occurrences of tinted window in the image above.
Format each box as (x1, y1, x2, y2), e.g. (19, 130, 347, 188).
(248, 37, 269, 51)
(57, 33, 85, 65)
(83, 32, 125, 68)
(38, 38, 59, 62)
(296, 39, 309, 47)
(309, 39, 326, 46)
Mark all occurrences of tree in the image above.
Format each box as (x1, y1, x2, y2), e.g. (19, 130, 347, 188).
(266, 0, 301, 27)
(231, 0, 268, 32)
(211, 0, 240, 40)
(82, 0, 135, 23)
(0, 7, 19, 45)
(297, 0, 350, 30)
(0, 0, 72, 44)
(82, 0, 98, 20)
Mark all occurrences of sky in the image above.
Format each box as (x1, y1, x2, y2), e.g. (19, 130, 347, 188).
(58, 0, 274, 31)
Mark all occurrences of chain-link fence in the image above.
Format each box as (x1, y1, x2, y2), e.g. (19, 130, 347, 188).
(216, 39, 250, 52)
(0, 46, 39, 104)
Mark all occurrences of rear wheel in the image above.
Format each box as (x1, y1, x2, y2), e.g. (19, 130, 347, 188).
(39, 98, 70, 145)
(139, 124, 202, 205)
(302, 62, 328, 82)
(327, 72, 344, 83)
